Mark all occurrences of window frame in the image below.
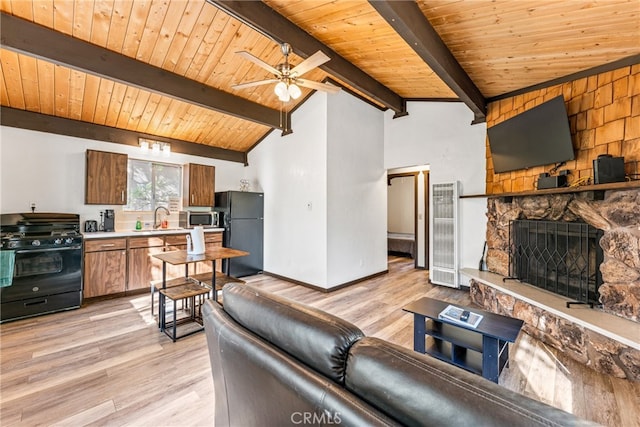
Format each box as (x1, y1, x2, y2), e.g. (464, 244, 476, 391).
(125, 158, 182, 212)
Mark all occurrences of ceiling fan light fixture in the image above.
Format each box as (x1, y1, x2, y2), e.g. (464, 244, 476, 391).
(278, 91, 291, 102)
(274, 81, 288, 98)
(288, 83, 301, 100)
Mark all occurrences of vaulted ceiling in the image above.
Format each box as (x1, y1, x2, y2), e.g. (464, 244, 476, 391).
(1, 1, 638, 164)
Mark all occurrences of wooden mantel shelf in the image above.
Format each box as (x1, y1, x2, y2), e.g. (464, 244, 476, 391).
(460, 179, 640, 199)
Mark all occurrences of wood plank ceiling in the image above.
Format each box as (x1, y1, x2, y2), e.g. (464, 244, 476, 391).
(1, 0, 638, 163)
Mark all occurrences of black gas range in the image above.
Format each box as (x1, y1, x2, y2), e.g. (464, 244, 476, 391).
(1, 213, 83, 323)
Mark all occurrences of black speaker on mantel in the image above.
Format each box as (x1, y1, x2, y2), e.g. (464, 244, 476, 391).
(593, 155, 625, 184)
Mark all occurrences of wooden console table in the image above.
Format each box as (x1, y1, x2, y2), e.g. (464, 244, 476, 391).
(403, 297, 523, 383)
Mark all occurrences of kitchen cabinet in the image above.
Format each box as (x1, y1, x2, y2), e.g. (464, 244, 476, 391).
(183, 163, 215, 207)
(164, 234, 191, 278)
(127, 237, 164, 291)
(85, 150, 128, 205)
(196, 232, 224, 273)
(83, 231, 223, 298)
(83, 238, 127, 298)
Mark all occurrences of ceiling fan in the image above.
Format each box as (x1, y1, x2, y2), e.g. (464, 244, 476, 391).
(232, 43, 340, 102)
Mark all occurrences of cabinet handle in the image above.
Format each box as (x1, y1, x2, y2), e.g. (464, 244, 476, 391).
(191, 193, 194, 203)
(101, 244, 116, 248)
(121, 191, 125, 202)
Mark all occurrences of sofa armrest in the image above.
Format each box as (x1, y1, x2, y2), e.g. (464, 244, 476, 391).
(346, 337, 598, 427)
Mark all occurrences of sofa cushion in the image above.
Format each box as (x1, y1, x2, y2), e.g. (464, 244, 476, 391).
(202, 300, 397, 427)
(346, 337, 597, 427)
(221, 283, 364, 384)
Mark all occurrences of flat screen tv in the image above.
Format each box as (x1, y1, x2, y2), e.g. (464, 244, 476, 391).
(488, 95, 575, 174)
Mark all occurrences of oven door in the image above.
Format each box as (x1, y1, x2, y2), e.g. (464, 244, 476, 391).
(0, 245, 83, 321)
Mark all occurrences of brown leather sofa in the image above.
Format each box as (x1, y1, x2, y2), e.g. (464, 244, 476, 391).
(202, 283, 596, 426)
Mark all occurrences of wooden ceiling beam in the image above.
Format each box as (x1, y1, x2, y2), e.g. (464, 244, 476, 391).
(0, 12, 285, 131)
(0, 107, 247, 164)
(368, 1, 486, 123)
(208, 0, 408, 117)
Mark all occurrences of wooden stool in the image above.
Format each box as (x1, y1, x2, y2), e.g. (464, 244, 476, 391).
(189, 272, 246, 303)
(150, 277, 195, 316)
(158, 281, 211, 342)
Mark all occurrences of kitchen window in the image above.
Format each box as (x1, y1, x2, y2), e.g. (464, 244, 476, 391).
(126, 159, 181, 211)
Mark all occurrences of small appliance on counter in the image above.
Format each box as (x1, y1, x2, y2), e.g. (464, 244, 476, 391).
(100, 209, 116, 231)
(84, 220, 98, 232)
(102, 209, 115, 232)
(186, 226, 206, 255)
(179, 210, 215, 228)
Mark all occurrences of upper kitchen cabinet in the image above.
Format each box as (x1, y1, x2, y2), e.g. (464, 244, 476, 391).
(183, 163, 215, 207)
(85, 150, 128, 205)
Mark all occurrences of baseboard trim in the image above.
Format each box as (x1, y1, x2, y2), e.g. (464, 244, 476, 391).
(263, 269, 389, 293)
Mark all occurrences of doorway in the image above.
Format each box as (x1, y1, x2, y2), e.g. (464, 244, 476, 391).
(387, 166, 430, 269)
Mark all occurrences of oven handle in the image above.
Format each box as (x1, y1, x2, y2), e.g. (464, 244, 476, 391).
(24, 299, 47, 307)
(15, 245, 82, 254)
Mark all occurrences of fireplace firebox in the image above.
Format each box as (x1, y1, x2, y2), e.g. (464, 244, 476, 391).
(509, 220, 604, 306)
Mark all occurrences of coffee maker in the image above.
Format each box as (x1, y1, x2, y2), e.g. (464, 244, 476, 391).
(102, 209, 115, 232)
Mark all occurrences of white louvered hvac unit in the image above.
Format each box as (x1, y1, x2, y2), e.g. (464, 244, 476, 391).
(429, 181, 459, 288)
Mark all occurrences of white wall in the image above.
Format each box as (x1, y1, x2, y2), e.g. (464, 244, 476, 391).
(326, 91, 386, 287)
(0, 126, 247, 226)
(384, 102, 487, 285)
(247, 90, 387, 289)
(246, 94, 329, 286)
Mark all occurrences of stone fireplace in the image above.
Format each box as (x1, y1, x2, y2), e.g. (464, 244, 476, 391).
(485, 189, 640, 322)
(470, 188, 640, 381)
(510, 218, 603, 306)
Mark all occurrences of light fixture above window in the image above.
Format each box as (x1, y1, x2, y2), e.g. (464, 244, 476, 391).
(139, 138, 170, 157)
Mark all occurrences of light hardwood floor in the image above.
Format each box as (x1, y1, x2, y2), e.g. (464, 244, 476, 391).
(1, 257, 638, 426)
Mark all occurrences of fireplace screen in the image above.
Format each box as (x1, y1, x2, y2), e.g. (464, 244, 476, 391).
(510, 220, 603, 306)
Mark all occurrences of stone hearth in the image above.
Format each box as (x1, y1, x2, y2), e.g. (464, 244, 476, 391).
(480, 188, 640, 381)
(468, 277, 639, 381)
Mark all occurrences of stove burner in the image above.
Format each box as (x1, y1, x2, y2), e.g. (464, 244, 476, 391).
(0, 213, 83, 250)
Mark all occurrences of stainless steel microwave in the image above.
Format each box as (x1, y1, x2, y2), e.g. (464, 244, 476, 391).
(178, 211, 215, 228)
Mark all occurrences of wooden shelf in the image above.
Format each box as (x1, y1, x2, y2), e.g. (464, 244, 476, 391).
(425, 320, 484, 353)
(425, 337, 483, 376)
(460, 179, 640, 199)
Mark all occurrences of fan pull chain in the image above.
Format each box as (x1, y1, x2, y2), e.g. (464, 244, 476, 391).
(280, 101, 290, 134)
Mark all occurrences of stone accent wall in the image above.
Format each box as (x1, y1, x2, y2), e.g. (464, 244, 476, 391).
(486, 189, 640, 322)
(486, 64, 640, 194)
(470, 280, 640, 382)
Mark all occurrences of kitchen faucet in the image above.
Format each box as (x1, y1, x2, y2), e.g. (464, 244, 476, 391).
(154, 206, 170, 229)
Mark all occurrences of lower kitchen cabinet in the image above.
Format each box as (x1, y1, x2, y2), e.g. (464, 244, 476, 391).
(83, 231, 223, 298)
(127, 236, 164, 291)
(83, 238, 127, 298)
(164, 234, 191, 278)
(197, 232, 223, 273)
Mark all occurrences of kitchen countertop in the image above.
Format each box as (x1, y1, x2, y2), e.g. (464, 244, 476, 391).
(83, 228, 224, 239)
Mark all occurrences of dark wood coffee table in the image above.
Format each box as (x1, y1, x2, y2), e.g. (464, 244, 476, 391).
(403, 297, 524, 383)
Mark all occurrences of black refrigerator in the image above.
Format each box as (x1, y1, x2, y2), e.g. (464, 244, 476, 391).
(214, 191, 264, 277)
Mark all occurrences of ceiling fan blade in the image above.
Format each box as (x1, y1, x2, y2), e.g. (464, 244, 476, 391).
(232, 79, 279, 90)
(296, 79, 341, 94)
(236, 51, 281, 76)
(290, 50, 331, 78)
